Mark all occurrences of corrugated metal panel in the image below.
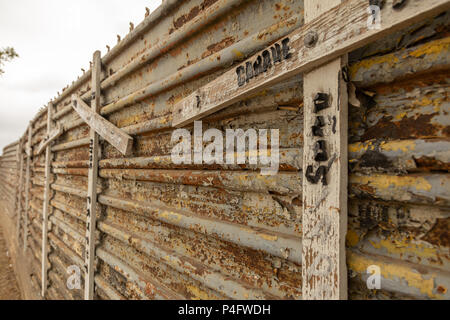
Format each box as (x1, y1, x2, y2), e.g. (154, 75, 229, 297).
(0, 141, 20, 219)
(0, 0, 448, 300)
(346, 11, 450, 299)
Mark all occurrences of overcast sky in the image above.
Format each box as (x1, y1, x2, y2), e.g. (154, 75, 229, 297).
(0, 0, 162, 150)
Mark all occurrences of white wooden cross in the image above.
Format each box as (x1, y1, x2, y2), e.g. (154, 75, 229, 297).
(302, 0, 347, 300)
(41, 103, 54, 298)
(84, 51, 102, 300)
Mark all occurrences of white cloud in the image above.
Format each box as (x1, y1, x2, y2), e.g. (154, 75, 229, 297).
(0, 0, 162, 150)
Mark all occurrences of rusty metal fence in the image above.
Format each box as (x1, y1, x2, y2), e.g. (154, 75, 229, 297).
(0, 0, 449, 300)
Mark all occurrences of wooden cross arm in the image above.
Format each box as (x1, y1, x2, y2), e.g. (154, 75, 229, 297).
(71, 95, 133, 156)
(36, 125, 64, 155)
(172, 0, 450, 127)
(25, 143, 31, 157)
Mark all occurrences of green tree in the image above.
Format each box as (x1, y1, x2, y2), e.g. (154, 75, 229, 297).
(0, 47, 19, 75)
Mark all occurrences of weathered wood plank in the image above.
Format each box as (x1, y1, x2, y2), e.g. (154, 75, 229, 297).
(41, 103, 53, 298)
(36, 124, 64, 156)
(16, 138, 24, 243)
(25, 137, 31, 157)
(71, 95, 133, 156)
(172, 0, 450, 127)
(84, 51, 102, 300)
(302, 0, 348, 300)
(13, 143, 20, 215)
(23, 124, 32, 251)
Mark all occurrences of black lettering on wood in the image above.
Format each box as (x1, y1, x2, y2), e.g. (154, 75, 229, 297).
(312, 116, 325, 137)
(271, 43, 282, 63)
(282, 38, 291, 59)
(89, 139, 94, 168)
(253, 56, 263, 77)
(262, 50, 272, 72)
(314, 140, 328, 162)
(313, 93, 330, 113)
(235, 37, 291, 86)
(306, 165, 328, 185)
(332, 116, 337, 134)
(245, 61, 254, 83)
(236, 66, 245, 87)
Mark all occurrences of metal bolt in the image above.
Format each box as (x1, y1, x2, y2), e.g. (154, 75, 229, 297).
(393, 0, 407, 10)
(304, 31, 318, 48)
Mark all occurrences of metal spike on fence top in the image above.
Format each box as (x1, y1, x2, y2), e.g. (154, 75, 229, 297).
(117, 35, 121, 43)
(106, 45, 110, 52)
(145, 7, 150, 17)
(81, 68, 85, 73)
(129, 22, 134, 32)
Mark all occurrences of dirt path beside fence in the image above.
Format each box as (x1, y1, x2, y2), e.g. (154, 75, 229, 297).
(0, 224, 21, 300)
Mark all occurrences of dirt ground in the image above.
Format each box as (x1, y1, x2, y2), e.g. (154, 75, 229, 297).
(0, 224, 21, 300)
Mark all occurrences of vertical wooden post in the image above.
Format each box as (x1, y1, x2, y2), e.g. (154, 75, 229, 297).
(16, 137, 24, 244)
(14, 143, 20, 215)
(41, 103, 54, 298)
(23, 124, 32, 251)
(84, 50, 102, 300)
(302, 0, 348, 300)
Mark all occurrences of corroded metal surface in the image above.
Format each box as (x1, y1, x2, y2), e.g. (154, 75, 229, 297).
(0, 0, 448, 300)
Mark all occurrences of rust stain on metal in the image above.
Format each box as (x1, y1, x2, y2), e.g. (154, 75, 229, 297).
(170, 0, 220, 34)
(422, 218, 450, 247)
(202, 36, 235, 59)
(362, 113, 448, 141)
